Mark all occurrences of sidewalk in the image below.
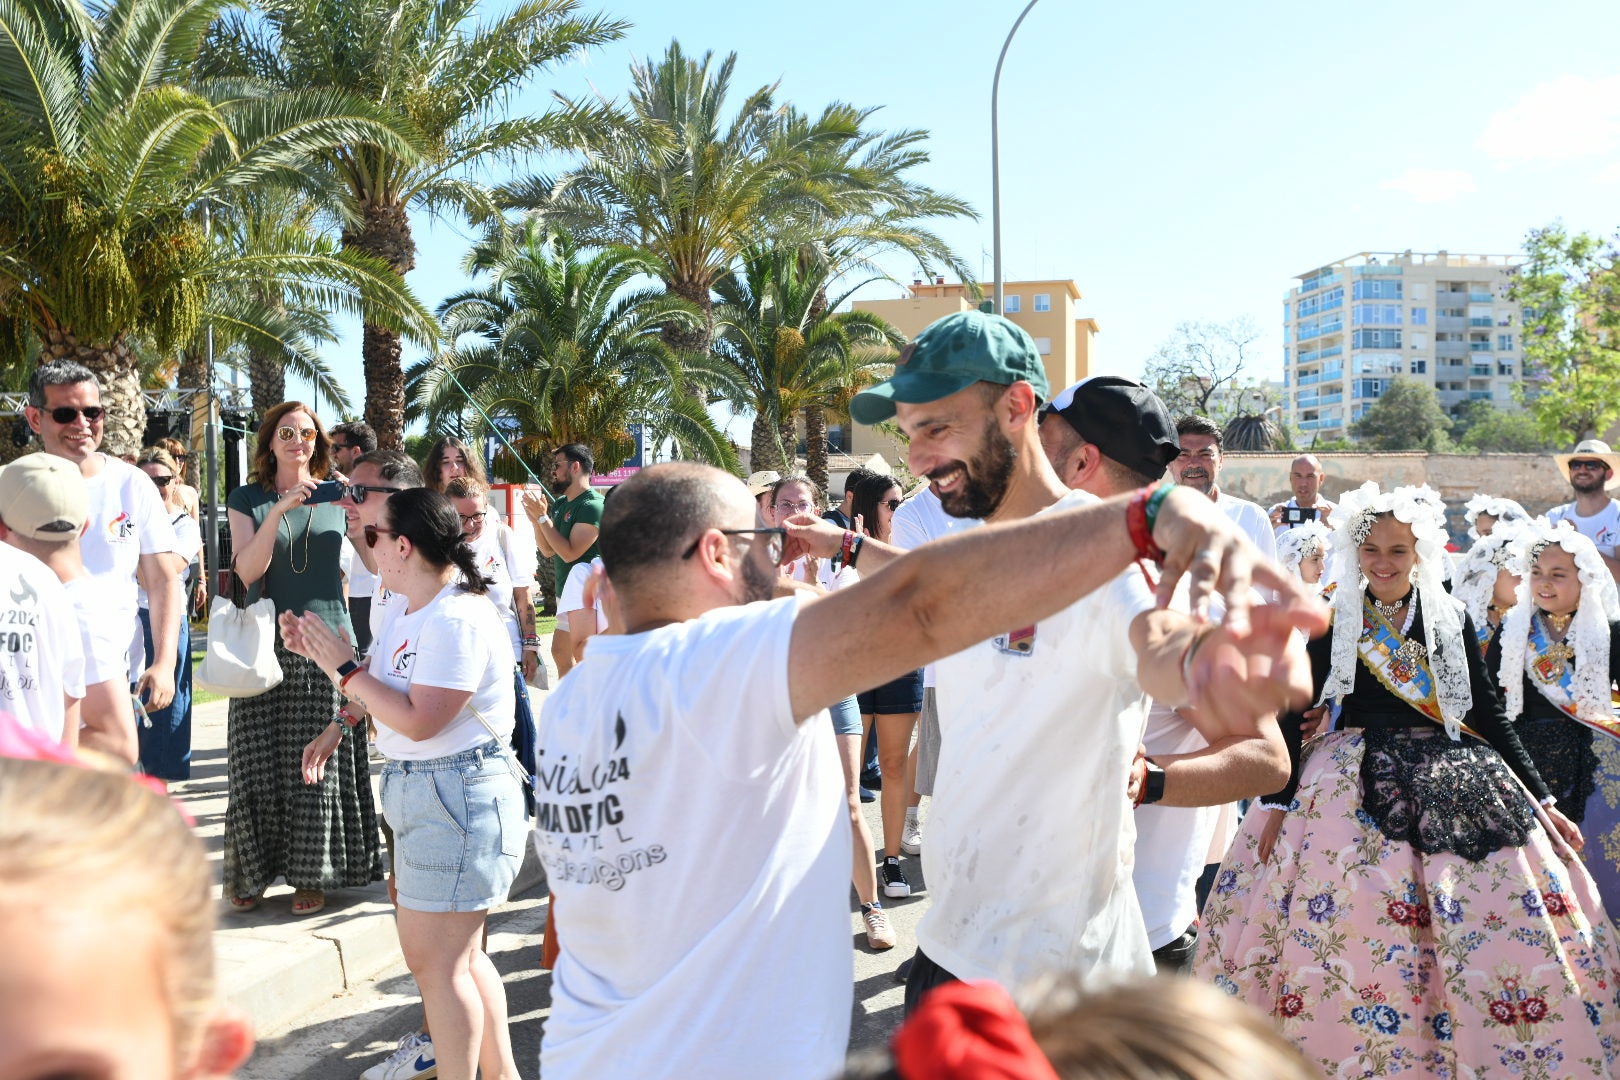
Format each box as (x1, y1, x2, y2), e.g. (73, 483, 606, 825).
(175, 674, 550, 1038)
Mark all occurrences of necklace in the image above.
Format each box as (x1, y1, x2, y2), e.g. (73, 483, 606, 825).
(1542, 610, 1574, 636)
(280, 506, 313, 574)
(1534, 611, 1577, 679)
(1370, 588, 1412, 621)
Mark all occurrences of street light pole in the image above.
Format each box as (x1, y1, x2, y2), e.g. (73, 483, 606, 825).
(991, 0, 1041, 315)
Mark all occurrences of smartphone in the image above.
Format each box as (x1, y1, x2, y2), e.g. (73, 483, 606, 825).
(304, 480, 346, 505)
(1282, 505, 1318, 525)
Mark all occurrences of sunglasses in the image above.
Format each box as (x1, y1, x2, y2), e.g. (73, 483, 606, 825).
(45, 405, 104, 424)
(150, 475, 173, 487)
(362, 525, 400, 549)
(883, 499, 902, 512)
(277, 426, 317, 443)
(331, 441, 358, 451)
(1569, 460, 1607, 471)
(680, 527, 786, 565)
(347, 483, 403, 504)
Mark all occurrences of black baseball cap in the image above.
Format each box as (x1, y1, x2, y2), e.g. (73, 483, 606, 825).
(1040, 376, 1180, 481)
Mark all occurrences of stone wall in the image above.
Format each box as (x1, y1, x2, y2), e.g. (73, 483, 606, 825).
(1218, 452, 1572, 542)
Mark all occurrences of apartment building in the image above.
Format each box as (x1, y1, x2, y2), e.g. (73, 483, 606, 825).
(841, 277, 1099, 461)
(1283, 251, 1524, 441)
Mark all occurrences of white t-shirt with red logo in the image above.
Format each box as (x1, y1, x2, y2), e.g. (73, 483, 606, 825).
(79, 454, 179, 636)
(368, 583, 514, 760)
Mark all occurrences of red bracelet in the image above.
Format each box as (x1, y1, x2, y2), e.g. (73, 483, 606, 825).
(1126, 485, 1166, 564)
(339, 666, 363, 691)
(840, 530, 855, 566)
(336, 705, 362, 728)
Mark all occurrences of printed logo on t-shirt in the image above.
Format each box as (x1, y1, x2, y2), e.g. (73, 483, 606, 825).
(10, 573, 37, 606)
(389, 639, 415, 677)
(107, 511, 136, 541)
(534, 711, 664, 891)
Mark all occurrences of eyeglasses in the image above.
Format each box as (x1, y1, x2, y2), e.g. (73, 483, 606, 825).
(331, 441, 357, 451)
(362, 525, 400, 549)
(773, 500, 814, 514)
(458, 513, 482, 527)
(1569, 460, 1607, 472)
(45, 406, 104, 424)
(883, 499, 902, 512)
(680, 527, 786, 565)
(150, 475, 173, 487)
(277, 426, 317, 443)
(346, 483, 403, 504)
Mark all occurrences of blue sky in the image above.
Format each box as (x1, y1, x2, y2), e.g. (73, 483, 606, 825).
(286, 0, 1620, 440)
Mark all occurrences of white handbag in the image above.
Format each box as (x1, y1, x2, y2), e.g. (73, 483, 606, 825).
(195, 572, 284, 698)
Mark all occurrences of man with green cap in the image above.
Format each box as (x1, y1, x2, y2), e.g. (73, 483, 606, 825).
(785, 310, 1311, 1007)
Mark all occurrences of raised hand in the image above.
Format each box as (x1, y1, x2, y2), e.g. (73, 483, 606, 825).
(779, 513, 845, 565)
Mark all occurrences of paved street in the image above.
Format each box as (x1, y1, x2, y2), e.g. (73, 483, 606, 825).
(176, 669, 927, 1079)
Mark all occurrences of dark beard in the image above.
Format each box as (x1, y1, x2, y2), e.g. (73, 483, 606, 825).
(1572, 473, 1608, 495)
(935, 419, 1017, 520)
(739, 551, 778, 604)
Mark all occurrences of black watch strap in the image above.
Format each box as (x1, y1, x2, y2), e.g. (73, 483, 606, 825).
(1142, 759, 1167, 805)
(335, 658, 361, 682)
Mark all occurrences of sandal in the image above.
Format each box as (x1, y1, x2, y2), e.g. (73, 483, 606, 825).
(228, 893, 263, 912)
(291, 889, 326, 916)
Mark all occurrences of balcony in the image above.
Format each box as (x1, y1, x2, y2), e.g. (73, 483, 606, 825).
(1299, 272, 1343, 294)
(1320, 345, 1344, 359)
(1437, 316, 1468, 331)
(1354, 265, 1403, 276)
(1437, 341, 1468, 357)
(1469, 291, 1494, 302)
(1317, 392, 1343, 405)
(1471, 365, 1493, 377)
(1298, 348, 1319, 363)
(1469, 342, 1493, 352)
(1298, 417, 1344, 431)
(1470, 390, 1493, 400)
(1318, 320, 1344, 336)
(1469, 318, 1494, 327)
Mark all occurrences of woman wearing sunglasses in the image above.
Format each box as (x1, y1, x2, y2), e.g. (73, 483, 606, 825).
(220, 402, 382, 916)
(281, 488, 525, 1080)
(132, 446, 203, 787)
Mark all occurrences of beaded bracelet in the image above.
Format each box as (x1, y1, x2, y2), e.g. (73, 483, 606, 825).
(1126, 485, 1167, 564)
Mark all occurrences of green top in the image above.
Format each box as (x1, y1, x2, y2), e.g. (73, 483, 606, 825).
(550, 487, 605, 595)
(227, 483, 354, 639)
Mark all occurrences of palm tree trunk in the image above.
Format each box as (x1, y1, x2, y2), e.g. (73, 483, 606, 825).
(41, 327, 144, 457)
(779, 415, 798, 475)
(343, 200, 416, 450)
(750, 412, 784, 473)
(247, 345, 286, 419)
(803, 405, 829, 495)
(663, 276, 715, 353)
(177, 345, 210, 487)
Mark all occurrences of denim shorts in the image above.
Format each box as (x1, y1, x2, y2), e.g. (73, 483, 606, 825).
(379, 739, 526, 913)
(858, 668, 924, 716)
(828, 695, 862, 736)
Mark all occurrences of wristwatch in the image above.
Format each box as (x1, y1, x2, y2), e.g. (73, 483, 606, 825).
(1141, 758, 1166, 806)
(335, 658, 362, 685)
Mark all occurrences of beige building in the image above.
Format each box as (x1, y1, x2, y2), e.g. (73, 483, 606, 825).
(838, 277, 1100, 463)
(1284, 250, 1525, 441)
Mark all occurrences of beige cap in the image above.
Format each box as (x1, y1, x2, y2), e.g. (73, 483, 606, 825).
(746, 470, 782, 496)
(0, 452, 88, 541)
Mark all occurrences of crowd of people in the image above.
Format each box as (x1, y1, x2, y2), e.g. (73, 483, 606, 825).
(9, 313, 1620, 1079)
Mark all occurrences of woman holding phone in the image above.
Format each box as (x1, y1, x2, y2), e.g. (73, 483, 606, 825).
(221, 401, 382, 916)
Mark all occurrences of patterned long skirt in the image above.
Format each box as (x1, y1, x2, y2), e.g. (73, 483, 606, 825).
(222, 645, 382, 898)
(1195, 728, 1620, 1078)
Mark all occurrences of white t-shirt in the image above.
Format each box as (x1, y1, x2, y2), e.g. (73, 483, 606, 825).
(890, 486, 979, 689)
(345, 537, 378, 599)
(536, 597, 849, 1080)
(368, 584, 515, 760)
(1270, 496, 1335, 539)
(80, 455, 179, 630)
(467, 522, 533, 661)
(1133, 703, 1220, 951)
(138, 509, 200, 607)
(560, 558, 608, 635)
(65, 576, 128, 686)
(1215, 489, 1278, 563)
(921, 489, 1157, 987)
(1548, 499, 1620, 558)
(0, 545, 86, 742)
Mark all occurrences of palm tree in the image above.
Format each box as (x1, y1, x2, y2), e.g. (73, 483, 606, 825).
(407, 222, 741, 474)
(203, 0, 628, 449)
(506, 41, 861, 354)
(0, 0, 431, 454)
(713, 248, 900, 485)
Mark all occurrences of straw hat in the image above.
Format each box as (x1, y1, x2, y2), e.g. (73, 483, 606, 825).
(1554, 439, 1620, 488)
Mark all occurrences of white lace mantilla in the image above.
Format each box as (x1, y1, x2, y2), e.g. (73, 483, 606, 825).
(1501, 521, 1620, 723)
(1320, 481, 1472, 738)
(1453, 522, 1528, 632)
(1463, 494, 1531, 541)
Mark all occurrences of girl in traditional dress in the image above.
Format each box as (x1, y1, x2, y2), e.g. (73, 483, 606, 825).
(1454, 522, 1527, 660)
(1278, 521, 1334, 606)
(1466, 494, 1531, 544)
(1195, 481, 1618, 1079)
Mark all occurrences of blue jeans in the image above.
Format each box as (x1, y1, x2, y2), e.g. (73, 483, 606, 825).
(137, 607, 192, 781)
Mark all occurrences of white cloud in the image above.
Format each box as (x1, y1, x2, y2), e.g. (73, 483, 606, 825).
(1477, 75, 1620, 164)
(1597, 161, 1620, 185)
(1379, 169, 1476, 204)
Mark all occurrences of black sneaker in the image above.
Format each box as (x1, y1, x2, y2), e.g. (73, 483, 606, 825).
(880, 856, 911, 899)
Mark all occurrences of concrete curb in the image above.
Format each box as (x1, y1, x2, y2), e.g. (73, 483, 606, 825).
(183, 661, 551, 1038)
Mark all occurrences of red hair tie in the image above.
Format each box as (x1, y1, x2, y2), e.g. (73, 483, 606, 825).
(892, 981, 1061, 1080)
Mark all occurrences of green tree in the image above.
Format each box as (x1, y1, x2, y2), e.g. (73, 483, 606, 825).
(0, 0, 429, 453)
(204, 0, 628, 448)
(1451, 400, 1554, 453)
(1351, 378, 1452, 451)
(407, 223, 740, 473)
(712, 247, 900, 483)
(1508, 221, 1620, 443)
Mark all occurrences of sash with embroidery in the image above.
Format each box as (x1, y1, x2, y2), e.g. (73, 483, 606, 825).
(1525, 615, 1620, 743)
(1358, 602, 1445, 725)
(1475, 619, 1496, 662)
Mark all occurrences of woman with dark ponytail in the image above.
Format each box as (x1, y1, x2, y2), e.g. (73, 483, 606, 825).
(280, 487, 524, 1080)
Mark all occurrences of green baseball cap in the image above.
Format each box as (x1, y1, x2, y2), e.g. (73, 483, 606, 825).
(850, 310, 1050, 425)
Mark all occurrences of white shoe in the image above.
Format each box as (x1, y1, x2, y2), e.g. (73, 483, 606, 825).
(361, 1031, 437, 1080)
(863, 905, 896, 950)
(900, 818, 922, 856)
